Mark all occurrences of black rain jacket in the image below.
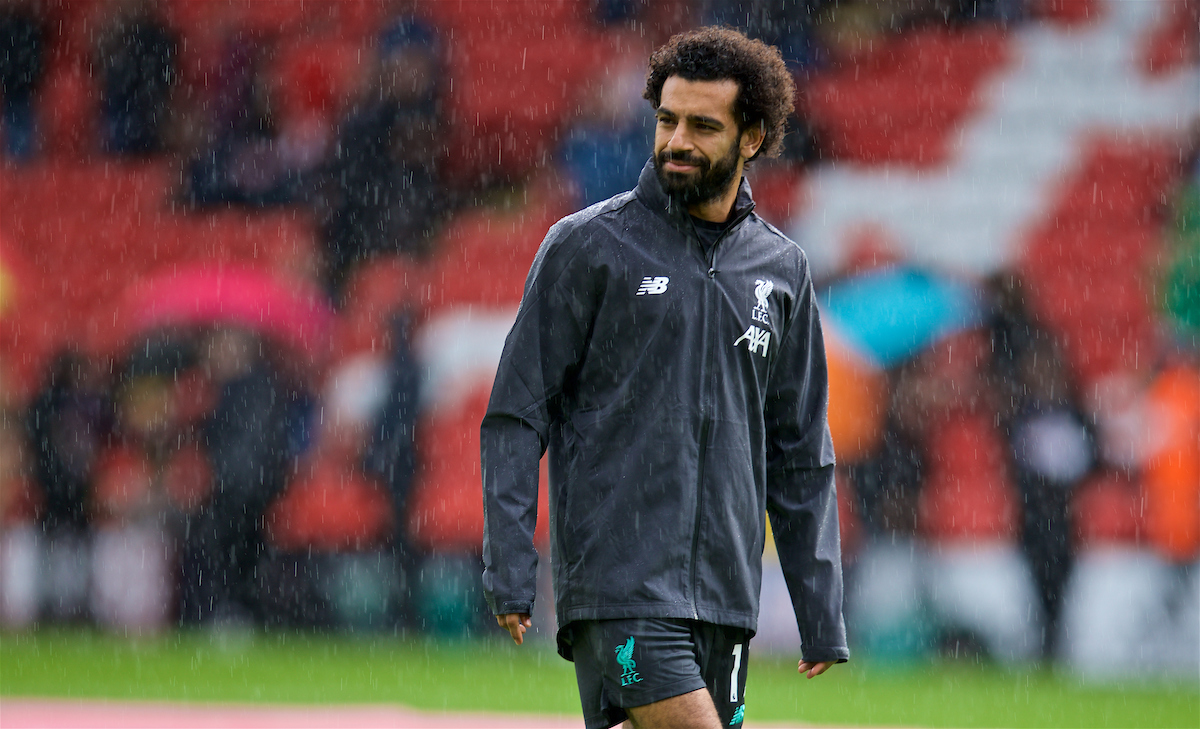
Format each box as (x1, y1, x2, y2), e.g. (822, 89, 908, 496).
(481, 161, 848, 664)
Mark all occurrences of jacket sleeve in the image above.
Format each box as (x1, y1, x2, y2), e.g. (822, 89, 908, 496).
(481, 221, 596, 616)
(764, 257, 849, 664)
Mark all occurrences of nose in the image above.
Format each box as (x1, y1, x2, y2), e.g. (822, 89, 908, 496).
(667, 124, 694, 153)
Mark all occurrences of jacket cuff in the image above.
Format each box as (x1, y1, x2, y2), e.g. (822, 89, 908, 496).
(802, 646, 850, 664)
(490, 599, 534, 616)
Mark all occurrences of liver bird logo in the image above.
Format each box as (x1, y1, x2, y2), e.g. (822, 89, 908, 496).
(615, 637, 636, 671)
(614, 637, 641, 685)
(754, 279, 774, 312)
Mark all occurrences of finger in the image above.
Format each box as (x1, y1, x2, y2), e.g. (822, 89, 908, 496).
(496, 615, 519, 643)
(503, 616, 522, 644)
(798, 661, 832, 679)
(502, 614, 530, 645)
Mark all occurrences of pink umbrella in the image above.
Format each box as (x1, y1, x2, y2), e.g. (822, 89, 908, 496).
(122, 265, 334, 358)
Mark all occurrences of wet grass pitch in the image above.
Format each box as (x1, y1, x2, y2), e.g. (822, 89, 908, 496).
(2, 629, 1196, 727)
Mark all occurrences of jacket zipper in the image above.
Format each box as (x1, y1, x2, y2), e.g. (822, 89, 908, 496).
(690, 419, 709, 619)
(685, 207, 752, 619)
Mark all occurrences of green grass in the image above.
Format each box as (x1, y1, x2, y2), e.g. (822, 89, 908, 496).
(748, 656, 1199, 728)
(2, 629, 1197, 727)
(0, 629, 581, 713)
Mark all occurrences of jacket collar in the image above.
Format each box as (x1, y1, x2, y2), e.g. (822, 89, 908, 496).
(634, 158, 756, 233)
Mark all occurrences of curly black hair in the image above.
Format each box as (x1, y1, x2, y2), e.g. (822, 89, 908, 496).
(644, 26, 795, 161)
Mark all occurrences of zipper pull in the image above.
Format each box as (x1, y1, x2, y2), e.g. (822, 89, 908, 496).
(707, 267, 716, 278)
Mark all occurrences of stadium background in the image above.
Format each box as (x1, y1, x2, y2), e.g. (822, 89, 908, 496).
(0, 0, 1198, 725)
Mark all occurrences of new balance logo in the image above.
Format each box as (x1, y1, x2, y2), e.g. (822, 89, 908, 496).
(636, 276, 670, 295)
(734, 326, 771, 357)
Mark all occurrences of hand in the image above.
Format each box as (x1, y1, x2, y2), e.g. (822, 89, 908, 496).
(797, 660, 835, 679)
(496, 613, 532, 645)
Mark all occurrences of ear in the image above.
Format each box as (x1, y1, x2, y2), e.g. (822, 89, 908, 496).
(739, 121, 765, 161)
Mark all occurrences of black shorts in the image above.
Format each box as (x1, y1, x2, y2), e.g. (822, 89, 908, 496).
(565, 618, 750, 729)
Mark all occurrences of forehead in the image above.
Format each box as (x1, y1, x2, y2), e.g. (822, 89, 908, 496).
(658, 76, 739, 123)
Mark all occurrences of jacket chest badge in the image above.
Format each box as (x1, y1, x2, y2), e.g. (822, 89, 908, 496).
(752, 279, 773, 324)
(636, 276, 670, 295)
(735, 279, 773, 357)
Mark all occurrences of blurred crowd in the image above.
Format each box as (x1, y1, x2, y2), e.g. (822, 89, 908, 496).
(836, 269, 1199, 675)
(1, 0, 1197, 679)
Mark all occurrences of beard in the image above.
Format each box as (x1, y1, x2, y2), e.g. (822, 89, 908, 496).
(654, 137, 741, 207)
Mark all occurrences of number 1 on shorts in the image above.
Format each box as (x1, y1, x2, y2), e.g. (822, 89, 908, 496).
(730, 643, 743, 702)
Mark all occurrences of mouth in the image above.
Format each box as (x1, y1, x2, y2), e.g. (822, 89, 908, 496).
(664, 159, 701, 173)
(659, 151, 706, 174)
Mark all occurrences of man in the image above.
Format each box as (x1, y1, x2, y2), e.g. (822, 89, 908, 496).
(318, 16, 450, 300)
(482, 27, 847, 729)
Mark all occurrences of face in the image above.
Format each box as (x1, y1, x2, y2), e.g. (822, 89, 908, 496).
(653, 76, 761, 210)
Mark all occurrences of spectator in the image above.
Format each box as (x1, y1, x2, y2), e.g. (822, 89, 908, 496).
(262, 351, 395, 630)
(560, 40, 653, 208)
(177, 18, 259, 200)
(704, 0, 826, 71)
(942, 0, 1027, 26)
(847, 329, 1044, 664)
(0, 0, 48, 160)
(362, 309, 423, 627)
(25, 350, 112, 622)
(812, 0, 899, 66)
(89, 375, 187, 633)
(1060, 352, 1200, 679)
(1, 404, 41, 627)
(1139, 355, 1200, 676)
(181, 30, 334, 208)
(93, 0, 178, 156)
(1004, 338, 1094, 657)
(178, 327, 289, 626)
(913, 332, 1042, 664)
(26, 350, 110, 534)
(316, 14, 452, 301)
(986, 274, 1095, 658)
(843, 360, 934, 662)
(1162, 118, 1200, 345)
(205, 64, 295, 206)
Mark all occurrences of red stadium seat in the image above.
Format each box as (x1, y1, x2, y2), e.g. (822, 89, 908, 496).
(270, 36, 366, 120)
(266, 459, 394, 552)
(0, 154, 324, 396)
(1072, 472, 1144, 549)
(334, 256, 430, 358)
(424, 176, 572, 310)
(42, 0, 105, 68)
(1031, 0, 1104, 26)
(1140, 0, 1200, 76)
(409, 384, 550, 552)
(36, 63, 97, 159)
(1018, 134, 1181, 381)
(804, 26, 1010, 169)
(898, 27, 1010, 80)
(917, 413, 1019, 544)
(424, 0, 588, 34)
(746, 165, 805, 229)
